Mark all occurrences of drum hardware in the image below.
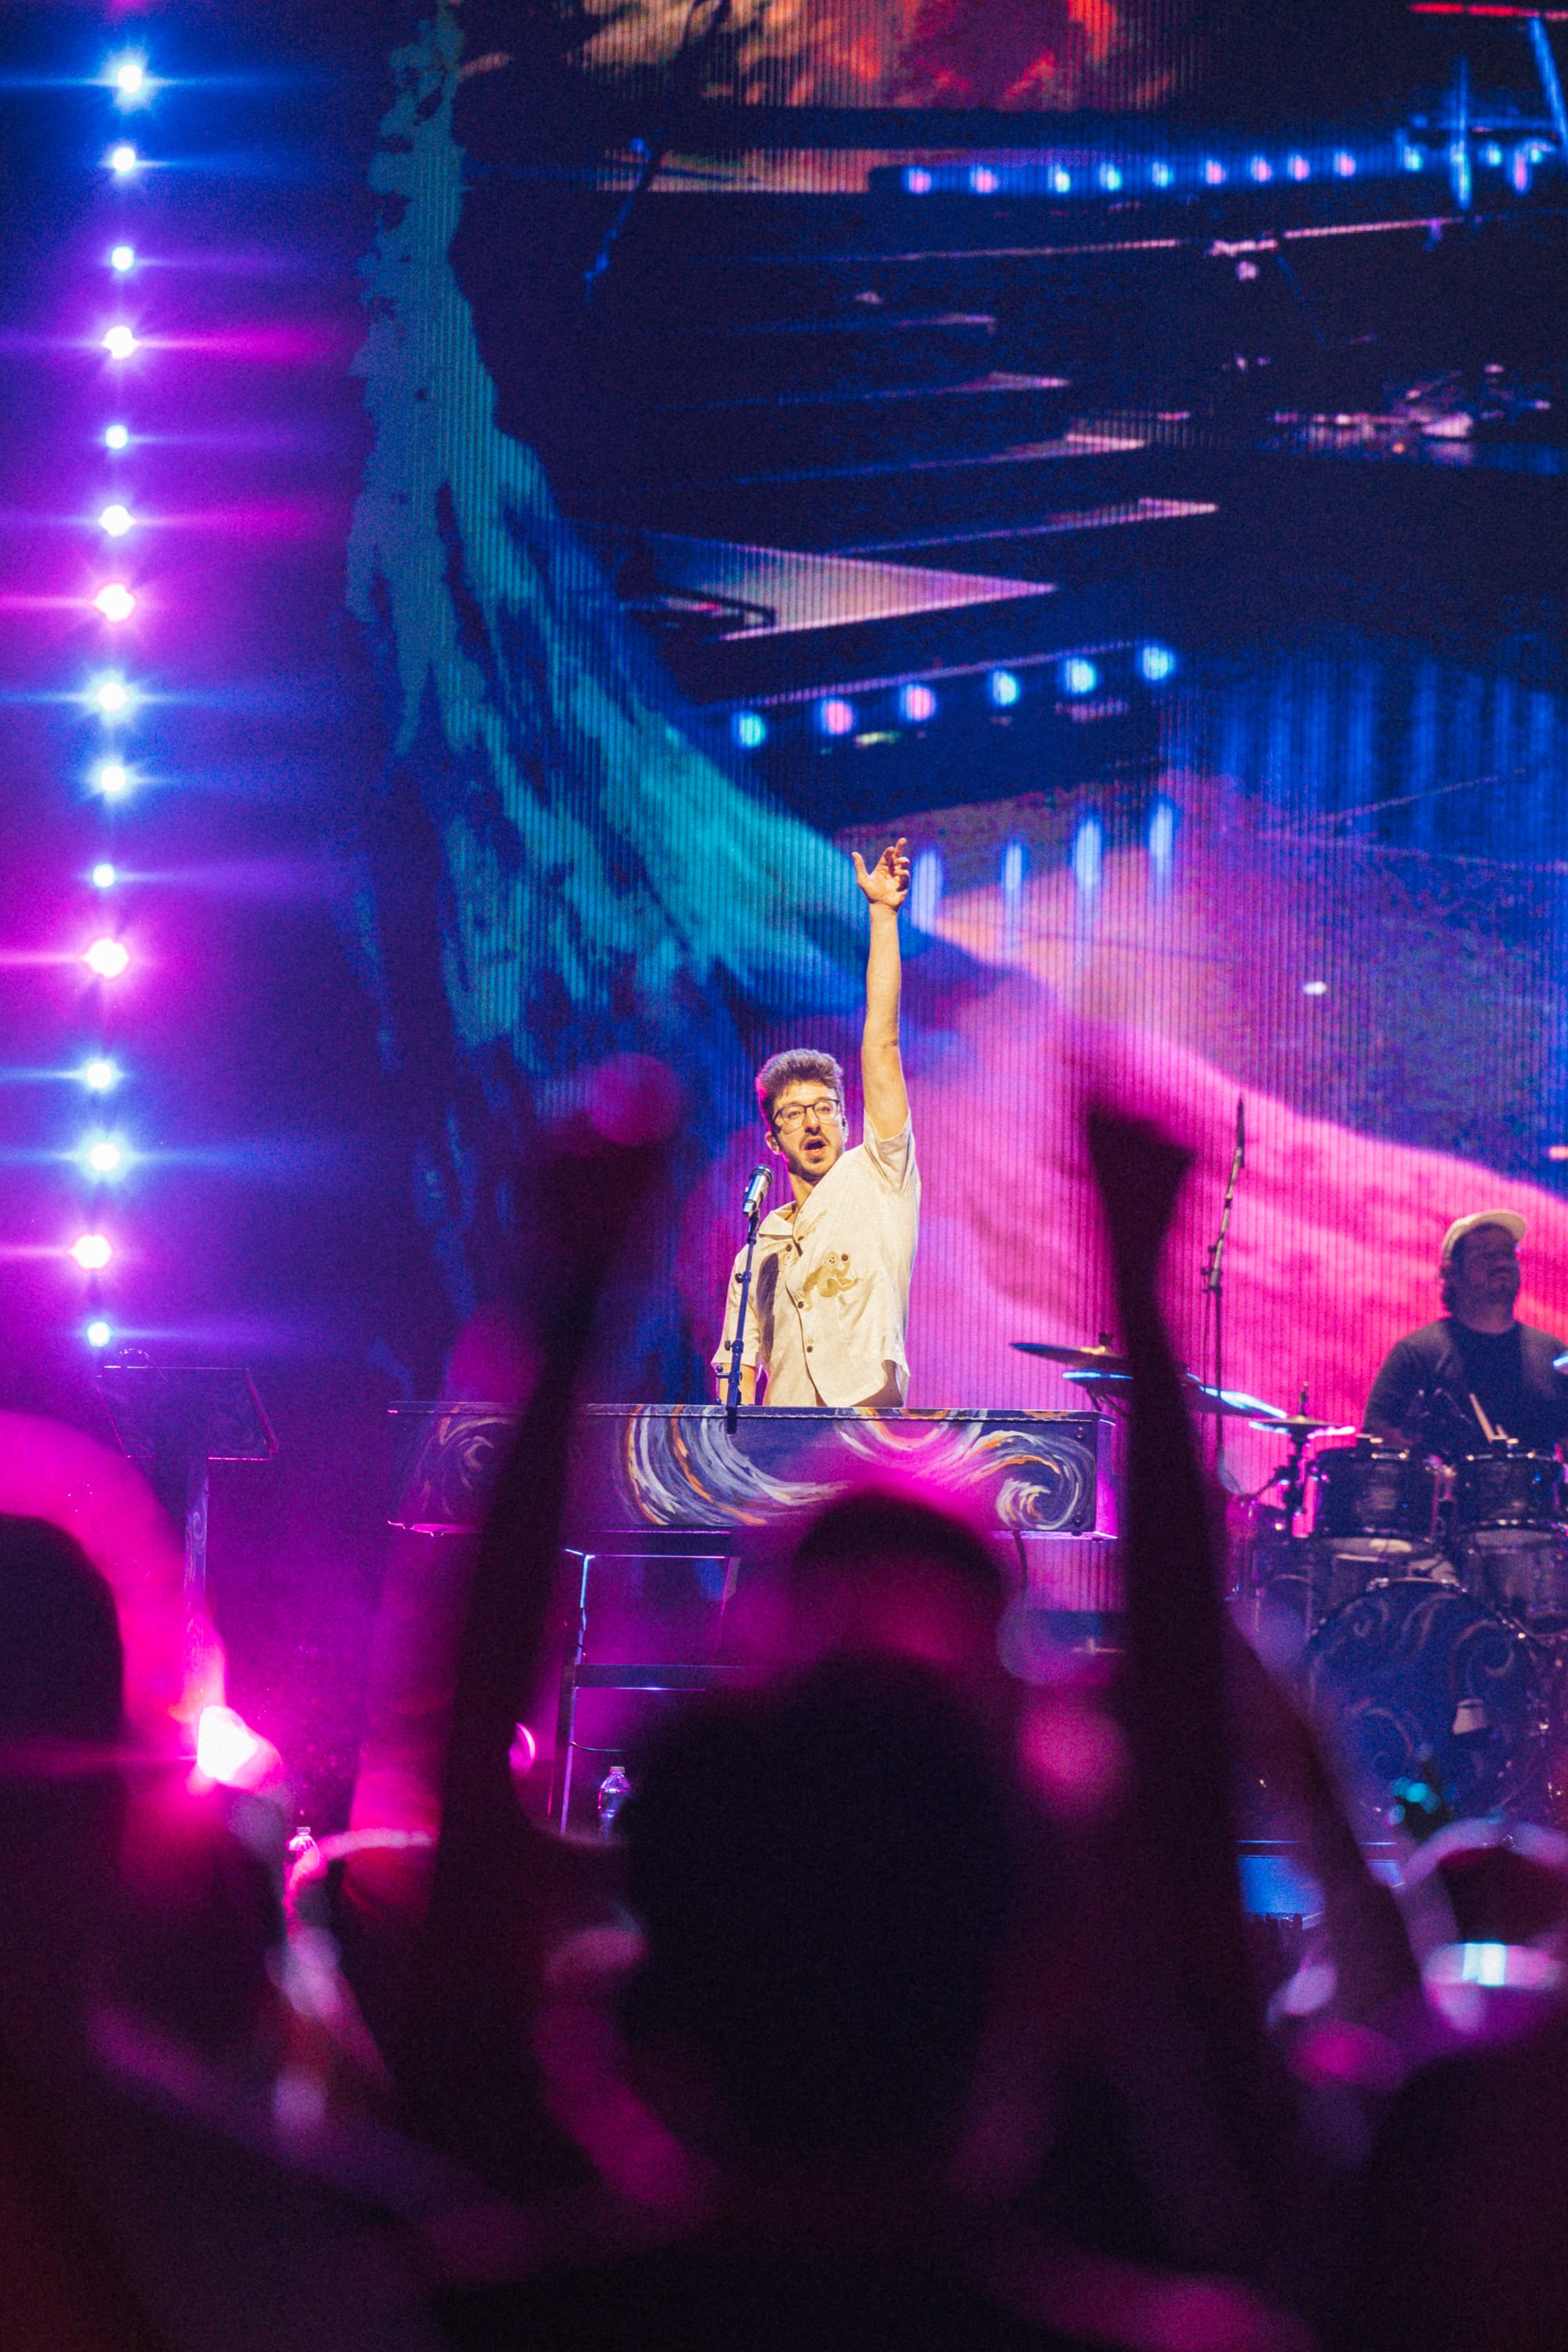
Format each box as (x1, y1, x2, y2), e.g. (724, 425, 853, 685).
(1012, 1339, 1290, 1423)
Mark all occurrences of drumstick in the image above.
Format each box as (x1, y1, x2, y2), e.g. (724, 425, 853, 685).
(1468, 1391, 1501, 1445)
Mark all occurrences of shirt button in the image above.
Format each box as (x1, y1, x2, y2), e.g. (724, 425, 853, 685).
(806, 1341, 813, 1352)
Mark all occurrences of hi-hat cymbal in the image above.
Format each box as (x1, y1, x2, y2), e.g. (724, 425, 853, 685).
(1013, 1341, 1131, 1372)
(1184, 1379, 1292, 1421)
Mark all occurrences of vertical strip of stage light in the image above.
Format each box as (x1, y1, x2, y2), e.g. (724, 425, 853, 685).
(76, 42, 156, 1356)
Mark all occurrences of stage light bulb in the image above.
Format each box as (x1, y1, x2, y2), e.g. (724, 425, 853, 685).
(107, 144, 139, 177)
(94, 584, 136, 622)
(1098, 162, 1122, 191)
(110, 245, 136, 274)
(84, 938, 129, 979)
(817, 697, 856, 738)
(1049, 166, 1072, 194)
(987, 668, 1021, 709)
(71, 1233, 112, 1271)
(91, 677, 129, 715)
(898, 682, 938, 724)
(970, 166, 999, 194)
(95, 760, 129, 798)
(83, 1138, 127, 1178)
(99, 503, 133, 537)
(85, 1319, 113, 1349)
(102, 325, 137, 361)
(1333, 151, 1356, 177)
(1151, 161, 1174, 187)
(731, 710, 768, 750)
(1287, 154, 1311, 181)
(82, 1058, 121, 1092)
(111, 56, 147, 100)
(1061, 656, 1099, 697)
(104, 423, 130, 452)
(1138, 643, 1177, 684)
(904, 167, 932, 195)
(90, 862, 117, 891)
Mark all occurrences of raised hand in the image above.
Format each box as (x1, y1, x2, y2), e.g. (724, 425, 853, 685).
(852, 837, 911, 912)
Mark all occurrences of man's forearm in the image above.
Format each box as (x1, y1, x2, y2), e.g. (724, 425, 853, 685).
(862, 902, 909, 1137)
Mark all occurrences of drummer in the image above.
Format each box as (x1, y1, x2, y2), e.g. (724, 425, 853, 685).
(1364, 1211, 1568, 1456)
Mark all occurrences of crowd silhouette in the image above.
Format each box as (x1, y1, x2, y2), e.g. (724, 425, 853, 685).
(5, 1079, 1568, 2350)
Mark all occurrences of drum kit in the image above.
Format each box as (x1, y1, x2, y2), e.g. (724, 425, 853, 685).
(1015, 1337, 1568, 1830)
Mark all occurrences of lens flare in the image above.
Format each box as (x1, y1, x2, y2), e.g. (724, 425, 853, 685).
(95, 760, 130, 797)
(81, 1058, 122, 1091)
(85, 1319, 113, 1349)
(99, 504, 133, 537)
(70, 1233, 113, 1271)
(82, 1137, 127, 1178)
(84, 938, 129, 979)
(104, 424, 130, 452)
(90, 677, 129, 715)
(90, 862, 118, 891)
(94, 584, 136, 622)
(110, 245, 136, 274)
(107, 144, 139, 177)
(102, 326, 137, 361)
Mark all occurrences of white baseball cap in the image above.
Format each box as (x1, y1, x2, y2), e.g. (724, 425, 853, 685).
(1440, 1210, 1526, 1265)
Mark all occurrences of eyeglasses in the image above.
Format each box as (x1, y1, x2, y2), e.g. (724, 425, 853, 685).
(772, 1098, 843, 1133)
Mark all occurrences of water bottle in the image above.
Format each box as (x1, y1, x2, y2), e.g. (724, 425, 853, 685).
(597, 1763, 633, 1837)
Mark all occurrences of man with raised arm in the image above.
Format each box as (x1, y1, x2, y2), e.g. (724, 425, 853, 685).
(713, 840, 919, 1409)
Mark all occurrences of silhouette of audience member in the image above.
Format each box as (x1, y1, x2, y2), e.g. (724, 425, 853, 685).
(433, 1652, 1071, 2351)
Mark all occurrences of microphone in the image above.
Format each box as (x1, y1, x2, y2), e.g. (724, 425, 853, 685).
(741, 1164, 772, 1225)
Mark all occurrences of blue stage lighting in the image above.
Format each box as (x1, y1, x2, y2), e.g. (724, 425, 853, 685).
(107, 143, 139, 178)
(89, 677, 129, 716)
(1287, 154, 1310, 180)
(94, 760, 130, 798)
(987, 669, 1021, 709)
(731, 710, 768, 750)
(1098, 162, 1123, 191)
(85, 1319, 113, 1349)
(1203, 158, 1226, 185)
(898, 682, 938, 724)
(1138, 643, 1177, 684)
(104, 423, 130, 452)
(82, 1136, 128, 1179)
(1249, 156, 1272, 182)
(1333, 151, 1356, 177)
(1401, 142, 1424, 172)
(1482, 142, 1503, 169)
(1060, 657, 1098, 696)
(970, 166, 999, 194)
(108, 55, 147, 103)
(110, 245, 136, 274)
(905, 166, 932, 194)
(81, 1058, 121, 1092)
(1073, 818, 1103, 894)
(817, 697, 856, 738)
(1049, 165, 1072, 194)
(1151, 161, 1174, 187)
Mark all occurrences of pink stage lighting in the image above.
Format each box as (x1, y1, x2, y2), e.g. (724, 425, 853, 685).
(194, 1704, 281, 1791)
(94, 584, 136, 622)
(70, 1232, 113, 1270)
(84, 938, 130, 978)
(102, 326, 138, 361)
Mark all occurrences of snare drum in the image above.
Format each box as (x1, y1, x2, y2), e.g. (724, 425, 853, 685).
(1305, 1578, 1548, 1832)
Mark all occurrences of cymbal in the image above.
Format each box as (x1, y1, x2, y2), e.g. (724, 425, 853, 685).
(1248, 1414, 1356, 1441)
(1013, 1341, 1131, 1372)
(1184, 1379, 1292, 1421)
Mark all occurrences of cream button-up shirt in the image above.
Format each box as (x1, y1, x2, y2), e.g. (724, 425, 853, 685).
(713, 1121, 919, 1408)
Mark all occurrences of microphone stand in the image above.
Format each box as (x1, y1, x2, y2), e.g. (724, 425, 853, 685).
(1203, 1098, 1246, 1480)
(724, 1194, 766, 1436)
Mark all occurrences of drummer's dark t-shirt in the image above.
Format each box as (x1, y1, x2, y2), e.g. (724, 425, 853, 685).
(1366, 1316, 1568, 1454)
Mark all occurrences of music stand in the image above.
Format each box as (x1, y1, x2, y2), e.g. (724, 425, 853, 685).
(97, 1365, 276, 1609)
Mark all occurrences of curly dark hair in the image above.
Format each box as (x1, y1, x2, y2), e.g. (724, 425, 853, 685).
(754, 1047, 845, 1128)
